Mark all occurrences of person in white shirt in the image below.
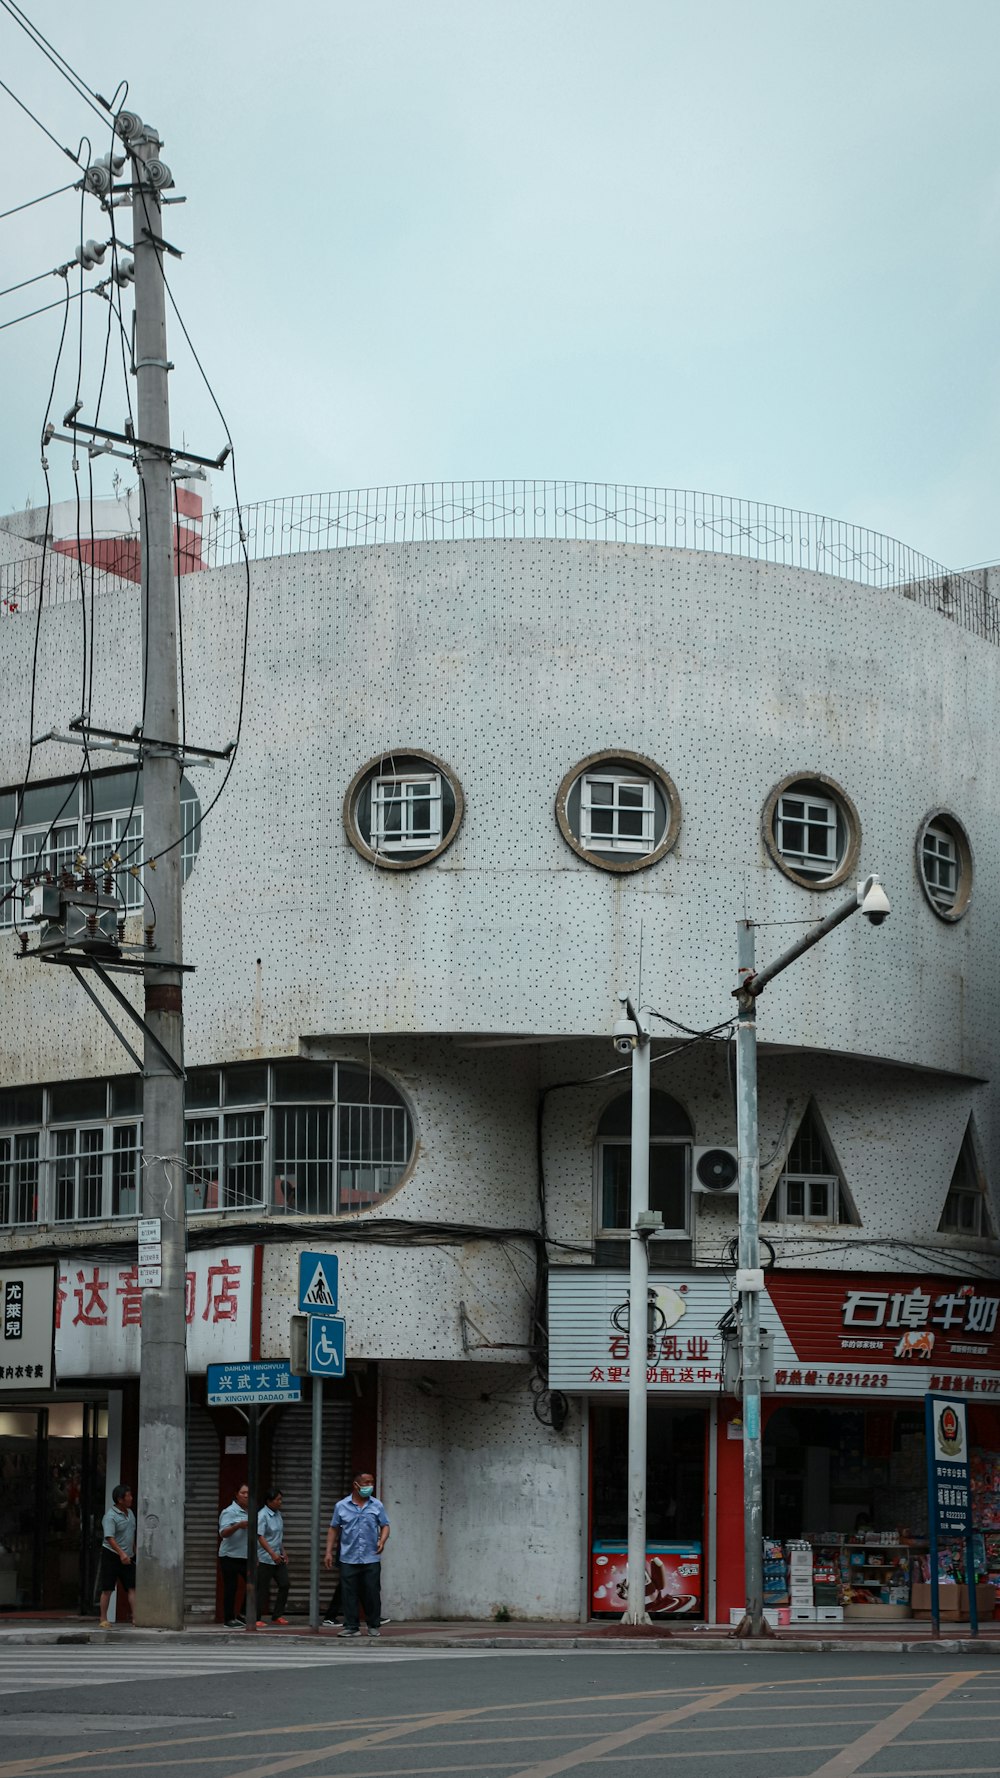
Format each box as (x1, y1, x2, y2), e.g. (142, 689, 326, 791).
(217, 1483, 249, 1627)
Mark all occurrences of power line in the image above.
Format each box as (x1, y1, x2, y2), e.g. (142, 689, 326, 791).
(0, 179, 77, 222)
(0, 73, 82, 162)
(0, 279, 104, 331)
(0, 265, 63, 300)
(0, 0, 111, 129)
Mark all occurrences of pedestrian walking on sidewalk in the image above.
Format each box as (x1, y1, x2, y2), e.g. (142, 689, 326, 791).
(323, 1472, 389, 1638)
(99, 1484, 136, 1628)
(256, 1488, 290, 1625)
(218, 1482, 249, 1626)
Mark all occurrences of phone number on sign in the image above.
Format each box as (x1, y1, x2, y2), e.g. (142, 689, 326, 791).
(775, 1368, 890, 1389)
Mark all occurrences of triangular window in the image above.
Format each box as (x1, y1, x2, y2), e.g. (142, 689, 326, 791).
(762, 1100, 857, 1225)
(938, 1120, 994, 1237)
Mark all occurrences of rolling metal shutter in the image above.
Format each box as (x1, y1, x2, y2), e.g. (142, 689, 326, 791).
(269, 1396, 352, 1615)
(184, 1404, 222, 1619)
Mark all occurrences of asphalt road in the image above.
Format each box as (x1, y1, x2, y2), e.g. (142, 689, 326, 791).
(0, 1643, 998, 1777)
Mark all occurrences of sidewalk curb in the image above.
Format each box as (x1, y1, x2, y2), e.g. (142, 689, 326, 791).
(1, 1626, 999, 1656)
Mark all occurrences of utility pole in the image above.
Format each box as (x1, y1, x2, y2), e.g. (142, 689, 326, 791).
(732, 874, 890, 1636)
(127, 113, 187, 1632)
(616, 996, 656, 1625)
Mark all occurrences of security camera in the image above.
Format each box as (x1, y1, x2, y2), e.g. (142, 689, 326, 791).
(858, 874, 891, 926)
(613, 1016, 638, 1055)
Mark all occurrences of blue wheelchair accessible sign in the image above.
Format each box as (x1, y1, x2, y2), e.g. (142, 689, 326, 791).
(307, 1314, 346, 1377)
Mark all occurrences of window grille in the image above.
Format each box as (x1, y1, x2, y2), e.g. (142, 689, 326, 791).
(776, 792, 839, 875)
(371, 774, 442, 852)
(922, 824, 958, 909)
(0, 1132, 39, 1226)
(0, 772, 201, 930)
(580, 774, 655, 854)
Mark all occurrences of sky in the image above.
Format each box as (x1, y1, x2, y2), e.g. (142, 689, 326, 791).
(1, 0, 999, 569)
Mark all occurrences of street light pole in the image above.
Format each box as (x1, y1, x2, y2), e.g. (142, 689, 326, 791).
(732, 875, 889, 1637)
(734, 920, 764, 1636)
(621, 996, 652, 1625)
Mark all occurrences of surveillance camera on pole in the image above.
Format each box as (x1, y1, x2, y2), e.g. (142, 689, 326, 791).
(613, 1015, 639, 1055)
(732, 873, 889, 1636)
(859, 874, 891, 926)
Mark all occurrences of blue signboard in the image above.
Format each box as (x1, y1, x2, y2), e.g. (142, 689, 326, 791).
(924, 1392, 978, 1635)
(927, 1394, 972, 1533)
(307, 1314, 346, 1378)
(207, 1360, 302, 1406)
(298, 1251, 339, 1313)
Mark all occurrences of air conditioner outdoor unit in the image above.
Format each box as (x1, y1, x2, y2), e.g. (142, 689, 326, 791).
(692, 1145, 739, 1196)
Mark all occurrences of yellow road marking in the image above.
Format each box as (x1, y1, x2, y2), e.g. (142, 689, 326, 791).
(804, 1670, 976, 1778)
(495, 1683, 761, 1778)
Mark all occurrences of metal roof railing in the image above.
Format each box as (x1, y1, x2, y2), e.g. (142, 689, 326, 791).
(2, 479, 998, 644)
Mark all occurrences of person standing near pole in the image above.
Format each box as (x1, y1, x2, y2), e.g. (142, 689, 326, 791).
(99, 1484, 137, 1629)
(256, 1488, 290, 1626)
(323, 1472, 389, 1638)
(218, 1482, 249, 1627)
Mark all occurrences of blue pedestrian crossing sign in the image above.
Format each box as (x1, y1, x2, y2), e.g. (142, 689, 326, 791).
(307, 1314, 346, 1377)
(299, 1251, 338, 1312)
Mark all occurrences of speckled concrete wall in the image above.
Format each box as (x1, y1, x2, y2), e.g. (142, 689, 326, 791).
(2, 541, 998, 1082)
(379, 1362, 582, 1621)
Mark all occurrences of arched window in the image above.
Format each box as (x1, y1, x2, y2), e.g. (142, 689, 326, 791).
(596, 1090, 693, 1237)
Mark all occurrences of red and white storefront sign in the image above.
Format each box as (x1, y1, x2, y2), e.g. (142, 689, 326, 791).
(55, 1245, 253, 1377)
(766, 1272, 1000, 1397)
(548, 1269, 1000, 1398)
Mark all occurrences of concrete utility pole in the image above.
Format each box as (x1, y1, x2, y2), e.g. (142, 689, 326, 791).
(617, 996, 654, 1625)
(128, 115, 187, 1632)
(732, 874, 890, 1637)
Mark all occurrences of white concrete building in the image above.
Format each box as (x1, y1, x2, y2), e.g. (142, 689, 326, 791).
(1, 481, 999, 1625)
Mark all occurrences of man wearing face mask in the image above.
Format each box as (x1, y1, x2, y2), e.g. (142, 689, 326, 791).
(323, 1471, 390, 1638)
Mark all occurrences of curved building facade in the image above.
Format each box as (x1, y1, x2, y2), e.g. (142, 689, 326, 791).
(2, 485, 999, 1624)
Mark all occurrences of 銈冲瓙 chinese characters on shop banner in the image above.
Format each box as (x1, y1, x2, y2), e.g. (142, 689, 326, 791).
(54, 1246, 253, 1377)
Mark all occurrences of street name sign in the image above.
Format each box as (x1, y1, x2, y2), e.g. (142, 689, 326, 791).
(299, 1251, 339, 1313)
(307, 1314, 346, 1377)
(207, 1360, 302, 1406)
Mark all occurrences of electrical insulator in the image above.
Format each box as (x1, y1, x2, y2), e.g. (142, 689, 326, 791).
(113, 255, 135, 288)
(115, 110, 144, 143)
(83, 163, 112, 197)
(143, 159, 174, 191)
(75, 239, 107, 271)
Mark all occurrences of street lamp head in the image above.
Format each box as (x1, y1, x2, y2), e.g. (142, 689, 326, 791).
(858, 874, 891, 926)
(613, 1015, 639, 1055)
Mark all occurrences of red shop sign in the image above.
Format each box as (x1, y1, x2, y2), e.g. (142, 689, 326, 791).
(767, 1272, 1000, 1372)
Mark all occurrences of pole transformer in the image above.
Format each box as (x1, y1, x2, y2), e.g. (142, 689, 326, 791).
(129, 116, 187, 1631)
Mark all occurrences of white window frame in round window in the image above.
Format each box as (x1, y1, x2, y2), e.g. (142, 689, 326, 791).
(916, 809, 972, 922)
(556, 750, 680, 874)
(343, 750, 464, 870)
(762, 772, 861, 890)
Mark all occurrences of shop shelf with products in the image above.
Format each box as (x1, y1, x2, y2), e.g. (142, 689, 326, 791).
(840, 1536, 925, 1620)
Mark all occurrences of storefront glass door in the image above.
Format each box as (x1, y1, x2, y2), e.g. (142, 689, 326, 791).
(0, 1403, 106, 1610)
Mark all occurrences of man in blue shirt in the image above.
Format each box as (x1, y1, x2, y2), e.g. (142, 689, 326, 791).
(218, 1483, 249, 1627)
(99, 1484, 136, 1629)
(256, 1487, 289, 1625)
(323, 1471, 389, 1637)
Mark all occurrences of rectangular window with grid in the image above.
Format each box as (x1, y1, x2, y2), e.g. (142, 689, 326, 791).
(371, 774, 442, 851)
(0, 774, 200, 930)
(53, 1127, 106, 1222)
(923, 825, 957, 907)
(0, 1132, 40, 1227)
(580, 774, 655, 853)
(776, 793, 838, 872)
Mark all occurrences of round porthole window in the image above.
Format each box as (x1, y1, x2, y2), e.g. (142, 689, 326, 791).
(762, 773, 860, 890)
(555, 750, 680, 873)
(916, 810, 972, 922)
(343, 750, 463, 870)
